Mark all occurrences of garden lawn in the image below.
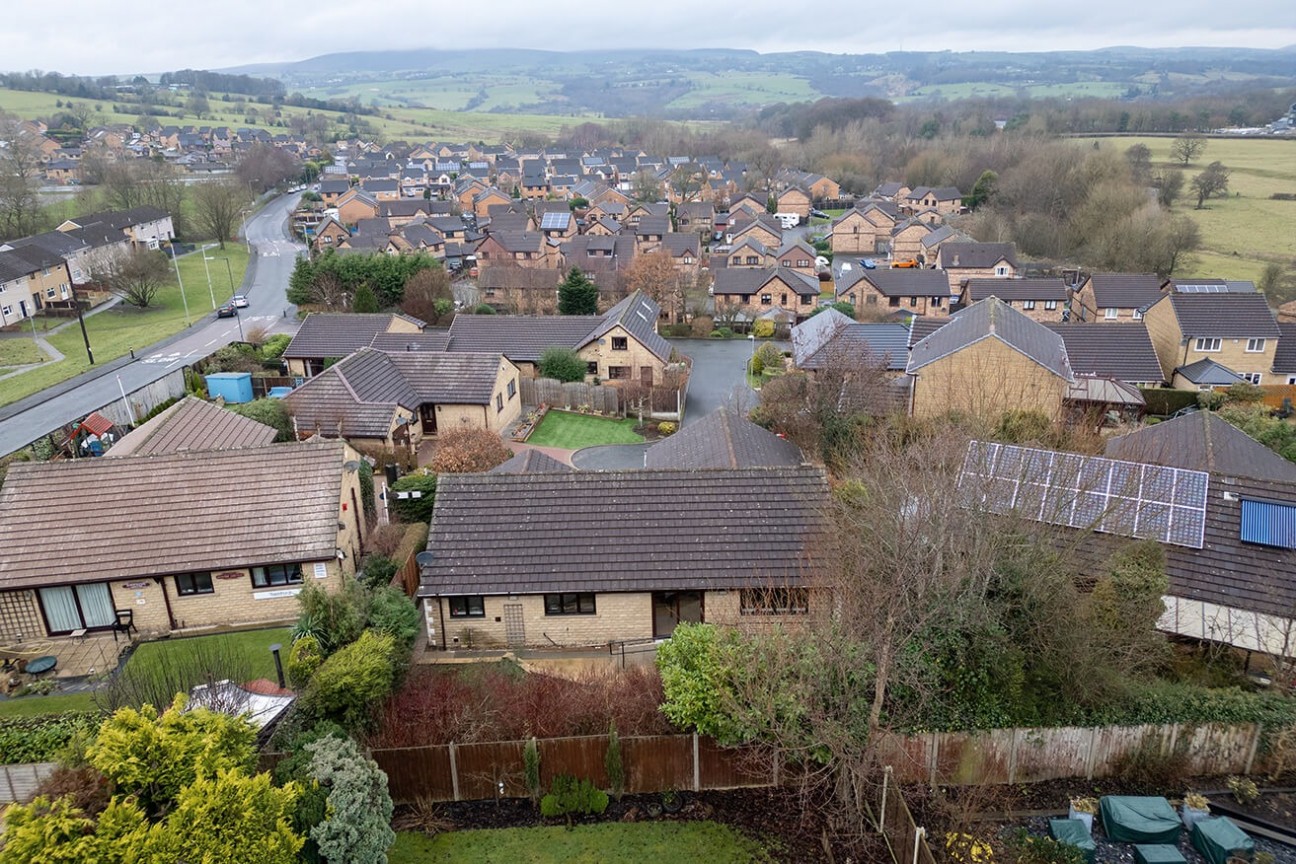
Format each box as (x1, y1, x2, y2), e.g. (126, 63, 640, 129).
(389, 823, 775, 864)
(0, 245, 249, 407)
(0, 338, 48, 370)
(525, 411, 644, 449)
(0, 691, 98, 718)
(123, 627, 291, 683)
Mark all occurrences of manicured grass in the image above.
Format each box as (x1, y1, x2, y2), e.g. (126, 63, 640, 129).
(389, 823, 775, 864)
(124, 627, 292, 684)
(0, 691, 98, 718)
(525, 410, 644, 449)
(1078, 136, 1296, 275)
(0, 245, 250, 407)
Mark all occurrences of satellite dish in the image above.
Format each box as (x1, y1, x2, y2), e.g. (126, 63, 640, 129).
(343, 460, 361, 473)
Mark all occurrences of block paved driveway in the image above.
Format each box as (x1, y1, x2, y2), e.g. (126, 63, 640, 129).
(571, 338, 781, 470)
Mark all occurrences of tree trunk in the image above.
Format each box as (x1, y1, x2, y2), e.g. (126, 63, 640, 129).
(868, 615, 895, 733)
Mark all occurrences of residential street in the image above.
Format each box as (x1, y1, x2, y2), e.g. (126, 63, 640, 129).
(0, 192, 305, 457)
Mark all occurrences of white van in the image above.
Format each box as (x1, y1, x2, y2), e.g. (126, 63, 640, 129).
(774, 212, 800, 229)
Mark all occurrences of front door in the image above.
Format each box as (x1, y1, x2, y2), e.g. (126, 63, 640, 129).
(420, 404, 437, 435)
(503, 603, 525, 647)
(652, 591, 703, 639)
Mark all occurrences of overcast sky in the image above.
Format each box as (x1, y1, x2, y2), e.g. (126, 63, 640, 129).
(3, 1, 1293, 76)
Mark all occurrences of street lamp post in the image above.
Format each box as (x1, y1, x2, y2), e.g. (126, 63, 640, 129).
(222, 257, 235, 295)
(166, 242, 190, 325)
(200, 244, 217, 308)
(747, 332, 756, 387)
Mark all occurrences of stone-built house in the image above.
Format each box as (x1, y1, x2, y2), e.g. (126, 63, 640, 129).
(725, 238, 775, 269)
(906, 297, 1073, 422)
(774, 239, 818, 276)
(1073, 273, 1167, 322)
(1141, 293, 1281, 386)
(902, 186, 963, 216)
(661, 233, 702, 276)
(311, 217, 351, 254)
(964, 278, 1068, 323)
(726, 214, 783, 249)
(0, 245, 75, 325)
(829, 201, 902, 256)
(727, 194, 767, 221)
(711, 267, 821, 322)
(476, 231, 558, 269)
(1276, 322, 1296, 385)
(888, 219, 933, 264)
(335, 189, 381, 226)
(283, 312, 431, 377)
(416, 466, 828, 649)
(1042, 323, 1167, 387)
(938, 242, 1019, 295)
(837, 268, 952, 317)
(675, 202, 715, 235)
(0, 441, 363, 640)
(284, 348, 520, 446)
(776, 187, 811, 220)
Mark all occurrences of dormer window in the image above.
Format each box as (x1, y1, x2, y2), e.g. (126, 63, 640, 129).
(994, 266, 1008, 276)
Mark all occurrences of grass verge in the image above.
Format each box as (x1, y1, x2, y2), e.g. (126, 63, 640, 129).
(0, 245, 250, 408)
(525, 410, 645, 449)
(389, 823, 775, 864)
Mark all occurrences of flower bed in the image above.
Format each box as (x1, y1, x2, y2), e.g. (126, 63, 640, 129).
(511, 403, 549, 442)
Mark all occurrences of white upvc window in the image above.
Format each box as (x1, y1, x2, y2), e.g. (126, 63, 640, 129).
(1133, 309, 1144, 320)
(1244, 372, 1263, 385)
(1195, 337, 1222, 352)
(1044, 300, 1057, 310)
(1246, 338, 1266, 353)
(995, 266, 1008, 276)
(1023, 300, 1036, 310)
(1104, 307, 1118, 320)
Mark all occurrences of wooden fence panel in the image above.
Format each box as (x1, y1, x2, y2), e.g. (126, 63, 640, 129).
(1013, 726, 1092, 783)
(1090, 724, 1171, 778)
(932, 730, 1013, 785)
(697, 738, 772, 790)
(621, 735, 692, 794)
(1183, 723, 1260, 777)
(0, 762, 56, 806)
(372, 746, 455, 804)
(873, 731, 933, 784)
(455, 740, 527, 801)
(538, 735, 609, 789)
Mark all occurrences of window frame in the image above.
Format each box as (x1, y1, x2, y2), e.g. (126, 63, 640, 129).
(607, 365, 630, 380)
(1246, 338, 1266, 353)
(496, 393, 504, 413)
(174, 571, 214, 597)
(586, 361, 599, 376)
(1022, 300, 1036, 310)
(610, 336, 628, 351)
(448, 595, 486, 618)
(739, 587, 809, 616)
(1104, 307, 1118, 320)
(759, 293, 773, 306)
(507, 379, 517, 399)
(1195, 337, 1222, 352)
(544, 592, 596, 616)
(251, 563, 303, 589)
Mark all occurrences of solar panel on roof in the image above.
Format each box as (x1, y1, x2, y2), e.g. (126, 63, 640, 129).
(958, 441, 1208, 549)
(540, 212, 569, 230)
(1175, 283, 1229, 293)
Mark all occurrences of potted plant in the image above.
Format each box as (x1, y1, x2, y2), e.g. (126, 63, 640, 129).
(1069, 797, 1099, 832)
(1181, 792, 1211, 828)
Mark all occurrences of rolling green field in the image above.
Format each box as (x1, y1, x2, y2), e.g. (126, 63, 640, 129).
(906, 80, 1127, 101)
(666, 72, 820, 110)
(1081, 136, 1296, 279)
(303, 76, 561, 113)
(0, 244, 250, 407)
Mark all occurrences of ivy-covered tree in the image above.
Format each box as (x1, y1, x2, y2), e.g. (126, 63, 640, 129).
(557, 267, 599, 315)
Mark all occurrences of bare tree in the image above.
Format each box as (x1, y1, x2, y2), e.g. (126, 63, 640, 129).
(96, 248, 171, 308)
(624, 250, 685, 323)
(1170, 134, 1207, 166)
(0, 111, 47, 240)
(100, 159, 188, 237)
(236, 143, 299, 194)
(1191, 161, 1230, 209)
(191, 180, 250, 249)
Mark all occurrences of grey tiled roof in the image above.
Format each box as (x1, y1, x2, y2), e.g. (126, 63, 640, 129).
(801, 323, 911, 372)
(107, 397, 277, 457)
(446, 315, 603, 363)
(1105, 411, 1296, 483)
(1175, 358, 1243, 386)
(938, 242, 1019, 270)
(368, 331, 452, 353)
(791, 308, 853, 366)
(418, 467, 828, 597)
(0, 442, 345, 588)
(851, 268, 951, 298)
(645, 409, 803, 469)
(1043, 323, 1165, 384)
(490, 449, 572, 474)
(1274, 323, 1296, 374)
(582, 291, 671, 363)
(1086, 273, 1166, 309)
(966, 278, 1068, 302)
(907, 297, 1072, 379)
(284, 313, 424, 360)
(1166, 293, 1281, 338)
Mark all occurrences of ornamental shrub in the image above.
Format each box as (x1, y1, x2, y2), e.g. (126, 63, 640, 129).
(305, 736, 395, 864)
(657, 421, 677, 435)
(307, 630, 398, 730)
(367, 586, 420, 657)
(390, 473, 438, 522)
(539, 774, 608, 824)
(538, 347, 587, 382)
(287, 635, 324, 689)
(752, 318, 775, 338)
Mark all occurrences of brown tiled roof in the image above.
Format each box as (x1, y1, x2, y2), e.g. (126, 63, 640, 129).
(418, 467, 828, 596)
(1164, 293, 1281, 338)
(1086, 273, 1166, 310)
(645, 409, 802, 469)
(1104, 411, 1296, 483)
(0, 442, 345, 588)
(938, 242, 1018, 270)
(284, 313, 424, 360)
(1043, 323, 1165, 384)
(108, 397, 277, 457)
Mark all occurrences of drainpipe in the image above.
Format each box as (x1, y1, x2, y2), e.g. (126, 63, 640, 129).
(437, 597, 448, 650)
(154, 576, 177, 632)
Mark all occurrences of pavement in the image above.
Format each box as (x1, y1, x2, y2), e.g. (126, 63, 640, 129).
(0, 192, 305, 457)
(569, 337, 777, 470)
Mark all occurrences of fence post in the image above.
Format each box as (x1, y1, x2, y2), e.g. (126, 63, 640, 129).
(928, 732, 938, 785)
(692, 732, 701, 792)
(449, 742, 460, 802)
(1245, 724, 1262, 775)
(912, 826, 926, 864)
(1085, 726, 1098, 780)
(1008, 727, 1019, 785)
(879, 765, 891, 833)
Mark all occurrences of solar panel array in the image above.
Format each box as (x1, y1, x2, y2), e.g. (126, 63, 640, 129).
(959, 441, 1209, 549)
(540, 212, 570, 231)
(1174, 282, 1231, 293)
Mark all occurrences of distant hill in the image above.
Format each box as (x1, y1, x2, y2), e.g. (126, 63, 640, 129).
(222, 45, 1296, 121)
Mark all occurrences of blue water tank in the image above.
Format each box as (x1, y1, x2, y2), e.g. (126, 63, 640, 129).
(267, 386, 294, 400)
(205, 372, 254, 404)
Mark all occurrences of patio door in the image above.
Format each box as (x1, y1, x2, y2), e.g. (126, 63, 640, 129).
(503, 603, 525, 647)
(38, 583, 116, 634)
(652, 592, 703, 639)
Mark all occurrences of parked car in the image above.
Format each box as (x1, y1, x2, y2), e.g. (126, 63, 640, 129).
(231, 294, 249, 308)
(810, 209, 830, 219)
(216, 303, 237, 318)
(859, 258, 877, 269)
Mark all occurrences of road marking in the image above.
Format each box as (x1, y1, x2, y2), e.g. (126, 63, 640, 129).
(205, 338, 219, 346)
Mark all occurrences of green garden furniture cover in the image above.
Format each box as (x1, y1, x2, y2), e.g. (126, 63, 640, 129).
(1049, 818, 1096, 864)
(1099, 796, 1181, 844)
(1133, 844, 1187, 864)
(1190, 816, 1253, 864)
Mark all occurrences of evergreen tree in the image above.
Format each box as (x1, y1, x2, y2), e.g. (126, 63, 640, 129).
(557, 267, 599, 315)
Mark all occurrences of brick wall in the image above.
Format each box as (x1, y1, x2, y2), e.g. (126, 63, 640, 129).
(431, 593, 655, 649)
